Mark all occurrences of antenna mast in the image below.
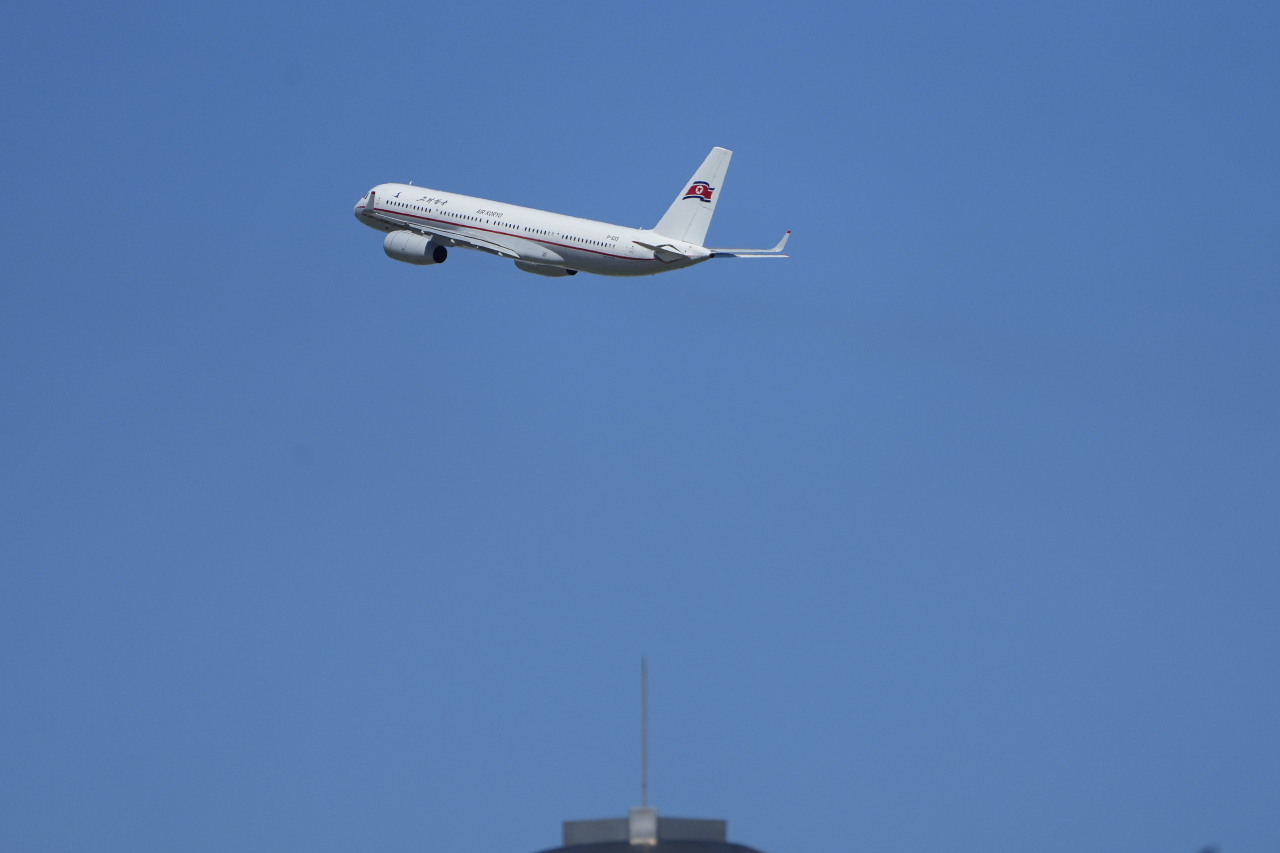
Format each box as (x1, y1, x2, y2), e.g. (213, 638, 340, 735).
(641, 656, 648, 807)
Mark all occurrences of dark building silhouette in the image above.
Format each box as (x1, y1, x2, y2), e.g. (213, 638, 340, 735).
(544, 664, 766, 853)
(536, 809, 767, 853)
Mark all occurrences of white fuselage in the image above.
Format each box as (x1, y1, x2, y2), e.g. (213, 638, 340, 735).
(354, 183, 711, 277)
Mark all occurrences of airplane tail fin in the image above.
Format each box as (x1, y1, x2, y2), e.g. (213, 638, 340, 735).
(653, 147, 732, 246)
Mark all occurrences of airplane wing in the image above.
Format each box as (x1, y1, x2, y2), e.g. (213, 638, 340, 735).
(421, 226, 521, 259)
(361, 200, 521, 259)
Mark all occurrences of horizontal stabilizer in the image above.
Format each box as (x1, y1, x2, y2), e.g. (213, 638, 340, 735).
(632, 239, 693, 263)
(709, 231, 790, 254)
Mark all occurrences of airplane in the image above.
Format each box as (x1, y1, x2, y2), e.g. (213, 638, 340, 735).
(353, 147, 789, 277)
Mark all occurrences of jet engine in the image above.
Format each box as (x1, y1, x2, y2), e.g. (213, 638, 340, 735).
(514, 260, 577, 277)
(384, 231, 447, 265)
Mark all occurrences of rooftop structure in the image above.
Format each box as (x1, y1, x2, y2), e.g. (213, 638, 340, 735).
(538, 809, 763, 853)
(534, 662, 768, 853)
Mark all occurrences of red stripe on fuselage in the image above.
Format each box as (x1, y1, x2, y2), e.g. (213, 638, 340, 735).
(369, 207, 651, 262)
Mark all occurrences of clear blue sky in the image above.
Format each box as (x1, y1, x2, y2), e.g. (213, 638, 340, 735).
(1, 3, 1277, 853)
